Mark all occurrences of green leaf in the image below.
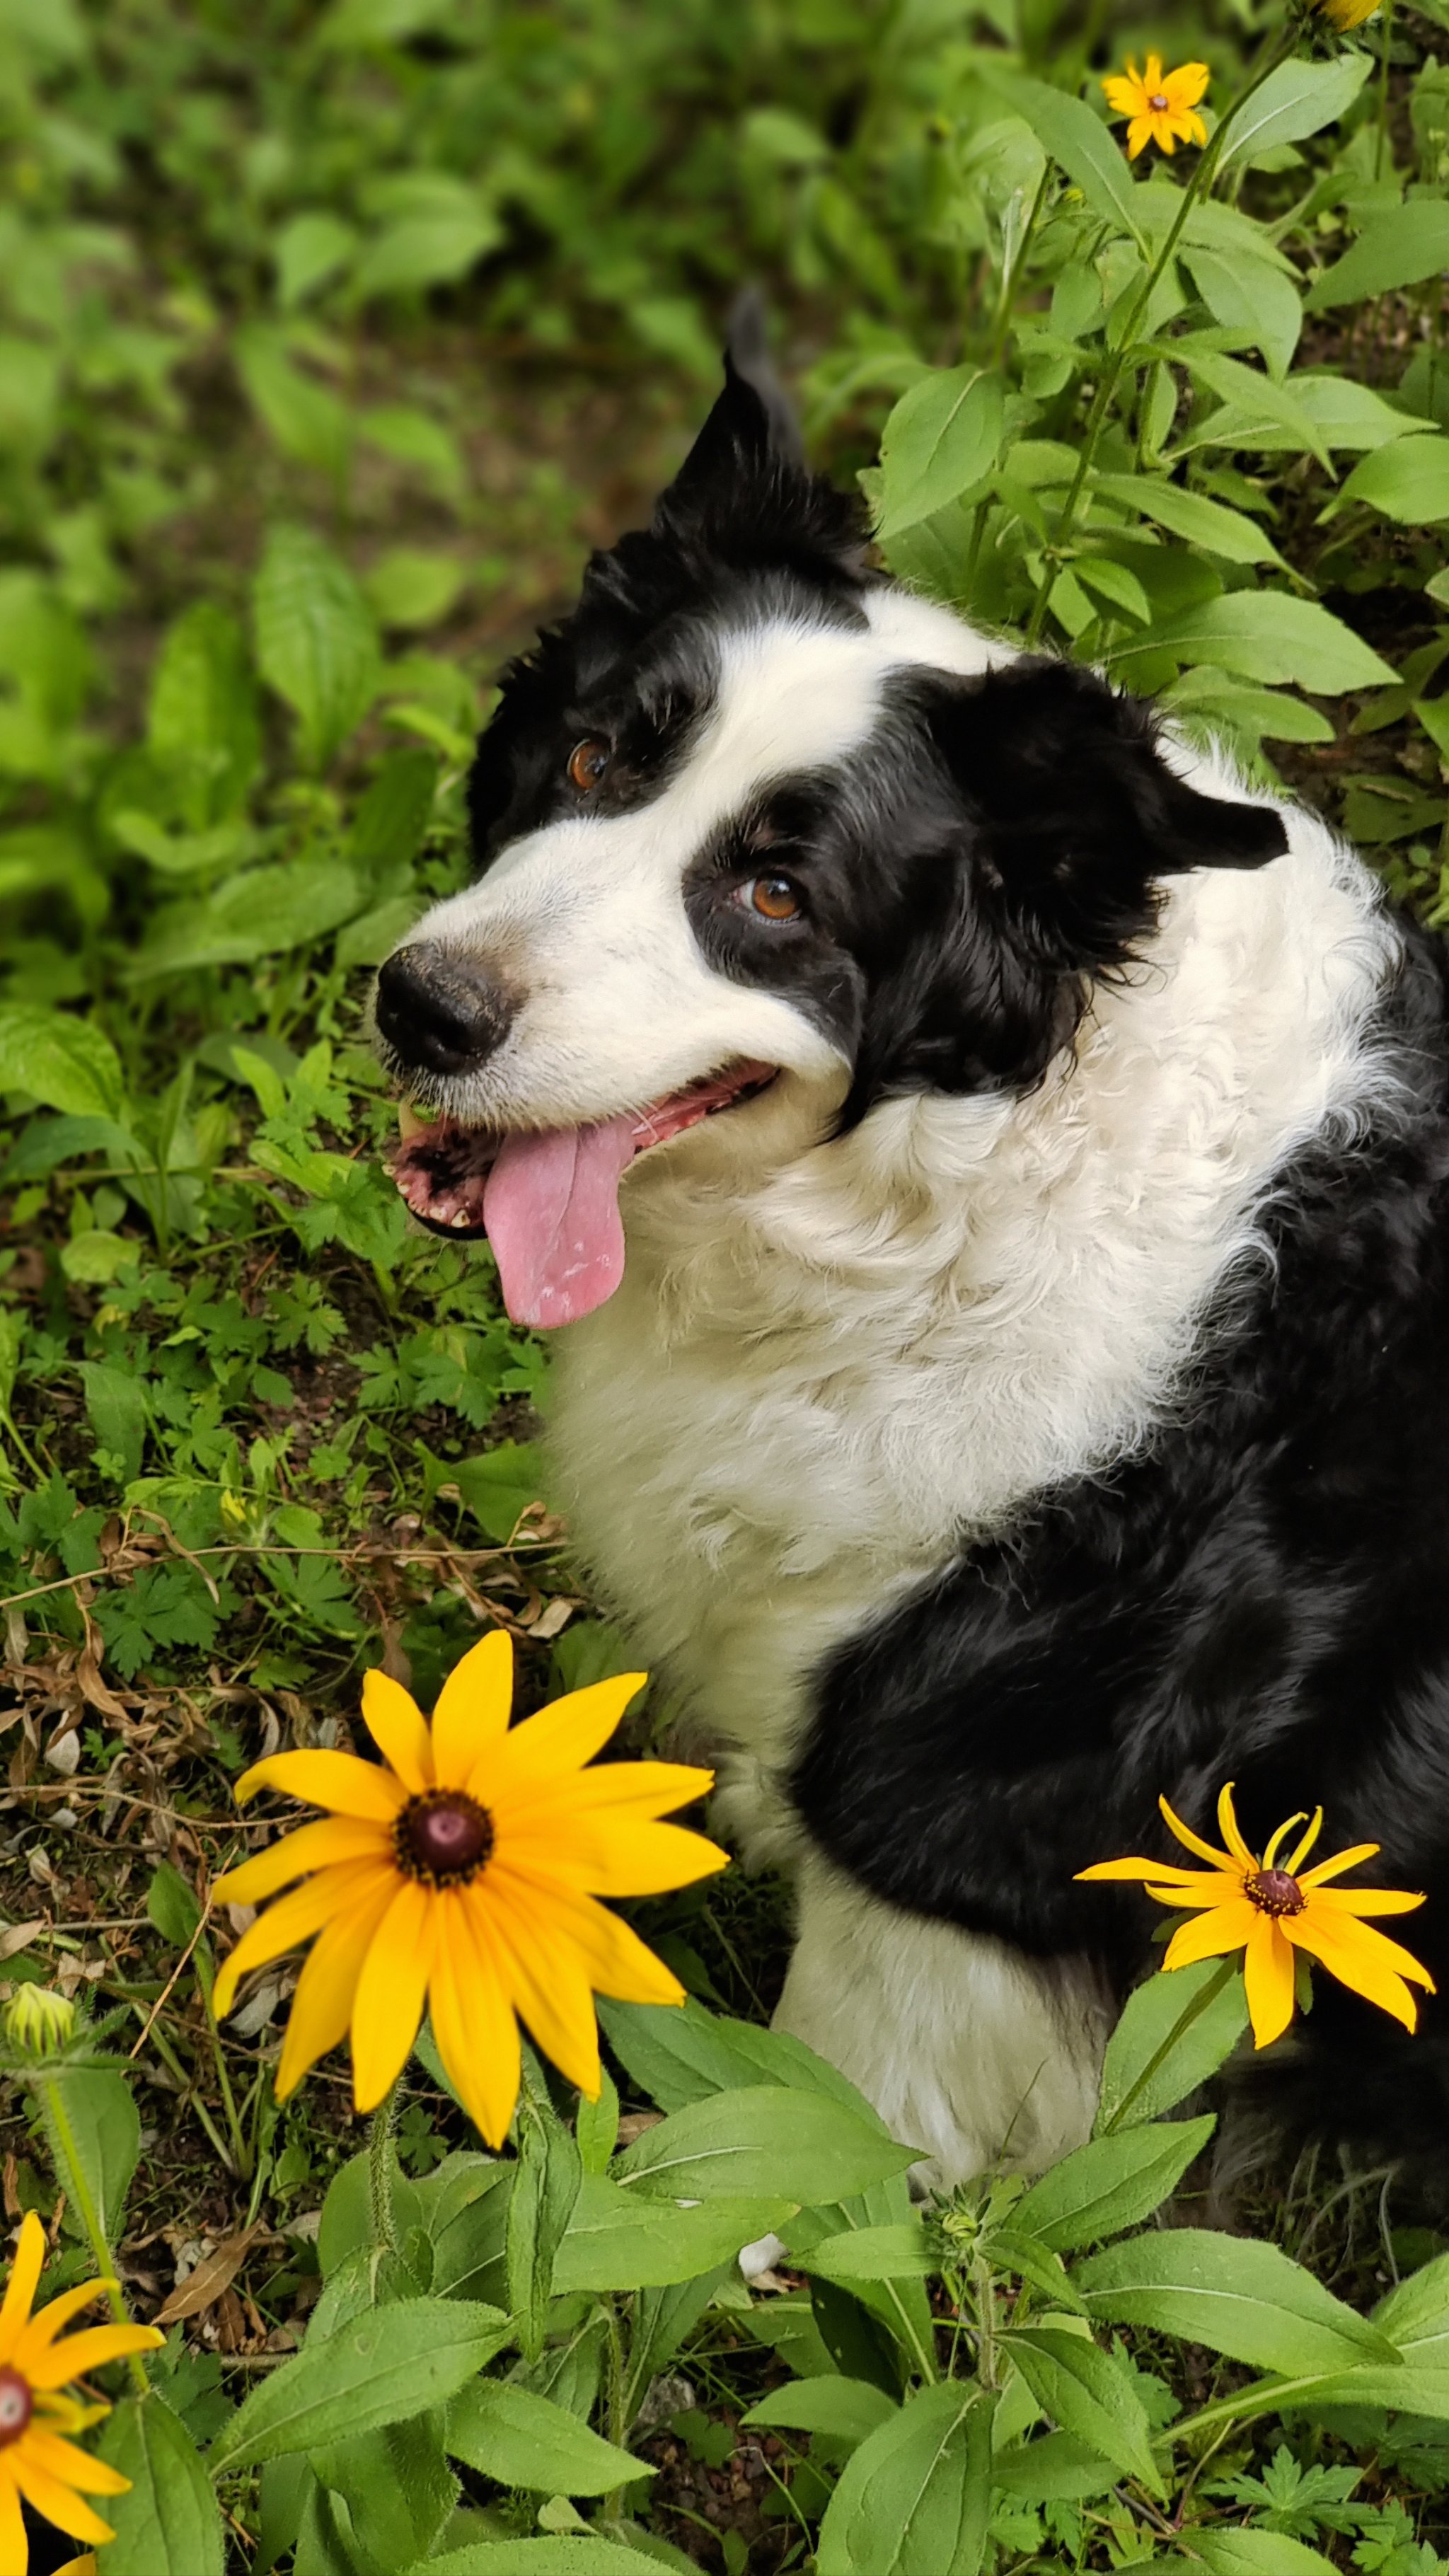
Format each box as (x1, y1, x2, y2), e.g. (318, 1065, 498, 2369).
(1073, 2230, 1400, 2374)
(1094, 473, 1288, 569)
(874, 367, 1005, 542)
(614, 2083, 917, 2205)
(816, 2381, 996, 2576)
(1337, 436, 1449, 526)
(554, 2173, 797, 2293)
(1114, 594, 1396, 693)
(986, 71, 1145, 248)
(1305, 204, 1449, 313)
(1218, 54, 1372, 170)
(146, 1857, 204, 1949)
(351, 210, 502, 303)
(445, 2380, 650, 2495)
(1373, 2247, 1449, 2367)
(253, 525, 381, 770)
(1181, 248, 1301, 381)
(209, 2299, 512, 2471)
(804, 2221, 935, 2282)
(275, 210, 359, 308)
(147, 600, 261, 829)
(743, 2376, 899, 2445)
(0, 1005, 125, 1119)
(47, 2061, 141, 2244)
(1162, 672, 1335, 749)
(991, 2430, 1120, 2500)
(447, 1442, 547, 1542)
(236, 328, 353, 480)
(508, 2087, 581, 2362)
(398, 2543, 663, 2576)
(364, 547, 467, 631)
(1172, 346, 1332, 472)
(598, 1993, 855, 2114)
(97, 2395, 226, 2576)
(132, 858, 367, 975)
(1015, 2116, 1216, 2250)
(1000, 2325, 1162, 2493)
(78, 1361, 149, 1486)
(1184, 2529, 1337, 2576)
(1095, 1959, 1249, 2132)
(308, 2411, 459, 2571)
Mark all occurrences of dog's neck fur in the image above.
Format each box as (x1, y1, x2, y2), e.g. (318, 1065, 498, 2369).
(550, 729, 1399, 1859)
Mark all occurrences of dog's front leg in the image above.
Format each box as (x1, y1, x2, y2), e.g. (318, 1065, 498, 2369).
(773, 1849, 1112, 2189)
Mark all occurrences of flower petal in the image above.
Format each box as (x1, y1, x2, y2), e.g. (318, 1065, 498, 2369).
(505, 1759, 715, 1829)
(0, 2212, 44, 2364)
(1216, 1784, 1257, 1871)
(348, 1879, 437, 2112)
(234, 1750, 405, 1823)
(25, 2324, 163, 2393)
(1285, 1810, 1324, 1874)
(0, 2474, 26, 2575)
(1165, 61, 1210, 108)
(467, 1880, 603, 2099)
(1307, 1885, 1426, 1917)
(429, 1894, 521, 2149)
(18, 2429, 129, 2497)
(1102, 74, 1145, 114)
(1158, 1797, 1236, 1871)
(9, 2447, 115, 2544)
(504, 1815, 728, 1899)
(1162, 1897, 1257, 1971)
(494, 1866, 686, 2009)
(1126, 115, 1154, 158)
(1076, 1855, 1237, 1894)
(1299, 1842, 1382, 1887)
(1242, 1912, 1295, 2049)
(431, 1628, 515, 1789)
(360, 1670, 434, 1794)
(1286, 1911, 1424, 2031)
(275, 1868, 399, 2101)
(16, 2282, 115, 2357)
(212, 1817, 391, 1907)
(474, 1673, 647, 1802)
(212, 1859, 392, 2019)
(1291, 1905, 1436, 1993)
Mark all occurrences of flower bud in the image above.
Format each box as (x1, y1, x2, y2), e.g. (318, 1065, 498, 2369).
(4, 1986, 76, 2057)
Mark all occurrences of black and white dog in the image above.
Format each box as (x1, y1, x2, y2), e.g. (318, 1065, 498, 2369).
(375, 334, 1449, 2185)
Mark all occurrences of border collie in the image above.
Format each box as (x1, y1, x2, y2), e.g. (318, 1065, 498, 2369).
(374, 320, 1449, 2186)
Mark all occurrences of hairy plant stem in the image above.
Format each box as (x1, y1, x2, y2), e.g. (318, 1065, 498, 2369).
(369, 2079, 401, 2256)
(36, 2074, 149, 2397)
(1024, 28, 1298, 648)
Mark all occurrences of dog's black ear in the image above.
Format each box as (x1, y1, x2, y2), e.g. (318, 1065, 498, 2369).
(646, 309, 867, 584)
(920, 657, 1288, 976)
(843, 658, 1289, 1119)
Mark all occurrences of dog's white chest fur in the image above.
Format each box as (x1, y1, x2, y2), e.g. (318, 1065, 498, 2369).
(547, 817, 1397, 2180)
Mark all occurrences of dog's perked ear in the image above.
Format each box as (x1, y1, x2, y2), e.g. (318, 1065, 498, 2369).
(843, 657, 1291, 1116)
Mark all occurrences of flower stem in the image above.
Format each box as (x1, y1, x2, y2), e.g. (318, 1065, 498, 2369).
(368, 2081, 401, 2256)
(1376, 0, 1395, 179)
(1024, 28, 1298, 648)
(37, 2074, 149, 2398)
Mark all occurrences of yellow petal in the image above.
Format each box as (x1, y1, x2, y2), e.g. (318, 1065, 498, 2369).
(18, 2282, 115, 2357)
(348, 1879, 437, 2112)
(504, 1815, 728, 1899)
(506, 1758, 715, 1829)
(1299, 1841, 1382, 1888)
(25, 2324, 163, 2393)
(1075, 1855, 1237, 1895)
(1181, 110, 1208, 147)
(1102, 74, 1145, 114)
(0, 2212, 44, 2364)
(1242, 1912, 1295, 2049)
(473, 1673, 648, 1803)
(1308, 1885, 1426, 1917)
(1284, 1810, 1324, 1874)
(212, 1859, 393, 2019)
(360, 1670, 434, 1794)
(467, 1880, 603, 2099)
(1142, 52, 1163, 91)
(1126, 115, 1153, 158)
(1262, 1812, 1309, 1871)
(1295, 1904, 1435, 1991)
(52, 2560, 99, 2576)
(1158, 1796, 1235, 1871)
(9, 2448, 115, 2545)
(1165, 60, 1210, 109)
(494, 1866, 686, 2007)
(213, 1816, 391, 1907)
(429, 1895, 521, 2149)
(0, 2470, 24, 2572)
(234, 1750, 405, 1823)
(1162, 1897, 1257, 1971)
(275, 1869, 399, 2100)
(17, 2430, 129, 2497)
(431, 1627, 515, 1789)
(1216, 1783, 1257, 1872)
(1286, 1910, 1425, 2031)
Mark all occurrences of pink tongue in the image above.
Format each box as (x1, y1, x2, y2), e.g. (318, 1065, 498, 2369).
(482, 1117, 638, 1327)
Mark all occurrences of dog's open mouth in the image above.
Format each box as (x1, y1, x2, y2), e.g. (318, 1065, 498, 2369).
(389, 1061, 778, 1329)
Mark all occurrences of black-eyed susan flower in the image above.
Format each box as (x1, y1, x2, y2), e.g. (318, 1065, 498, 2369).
(212, 1631, 727, 2146)
(1078, 1783, 1435, 2047)
(1102, 55, 1210, 158)
(1315, 0, 1380, 25)
(0, 2212, 162, 2572)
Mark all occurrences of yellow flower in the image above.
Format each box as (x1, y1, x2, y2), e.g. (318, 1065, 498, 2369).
(0, 2211, 163, 2572)
(1102, 54, 1210, 158)
(213, 1631, 727, 2146)
(1078, 1784, 1436, 2047)
(1317, 0, 1380, 24)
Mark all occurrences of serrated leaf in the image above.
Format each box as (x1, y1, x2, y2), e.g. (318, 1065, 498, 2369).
(553, 2173, 797, 2293)
(1095, 1959, 1250, 2132)
(991, 2430, 1120, 2500)
(874, 367, 1005, 541)
(398, 2542, 662, 2575)
(445, 2380, 650, 2494)
(1073, 2230, 1399, 2375)
(47, 2062, 141, 2243)
(1305, 204, 1449, 313)
(804, 2221, 935, 2282)
(1015, 2117, 1216, 2250)
(1184, 2528, 1337, 2576)
(253, 525, 381, 770)
(1002, 2324, 1162, 2493)
(1113, 594, 1395, 693)
(1373, 2247, 1449, 2367)
(816, 2379, 996, 2576)
(209, 2299, 512, 2470)
(97, 2395, 226, 2576)
(614, 2083, 917, 2204)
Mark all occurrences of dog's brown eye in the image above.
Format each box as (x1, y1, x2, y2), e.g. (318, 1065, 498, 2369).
(567, 737, 611, 793)
(745, 874, 803, 923)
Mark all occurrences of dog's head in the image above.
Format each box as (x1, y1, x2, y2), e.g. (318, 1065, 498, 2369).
(376, 332, 1288, 1328)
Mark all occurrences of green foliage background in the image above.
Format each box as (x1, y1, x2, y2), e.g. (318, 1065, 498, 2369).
(2, 0, 1449, 2568)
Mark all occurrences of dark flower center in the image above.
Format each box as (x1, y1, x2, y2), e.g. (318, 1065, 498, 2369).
(1247, 1866, 1305, 1917)
(1149, 90, 1170, 108)
(0, 2367, 32, 2447)
(394, 1789, 495, 1887)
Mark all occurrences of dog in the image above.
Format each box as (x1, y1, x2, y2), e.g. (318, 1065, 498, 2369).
(374, 322, 1449, 2188)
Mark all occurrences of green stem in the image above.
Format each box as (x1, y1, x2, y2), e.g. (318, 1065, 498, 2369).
(369, 2080, 401, 2256)
(38, 2075, 149, 2397)
(1024, 28, 1298, 648)
(1376, 0, 1395, 179)
(989, 159, 1052, 368)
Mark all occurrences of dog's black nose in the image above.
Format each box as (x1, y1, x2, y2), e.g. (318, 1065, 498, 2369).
(374, 945, 514, 1078)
